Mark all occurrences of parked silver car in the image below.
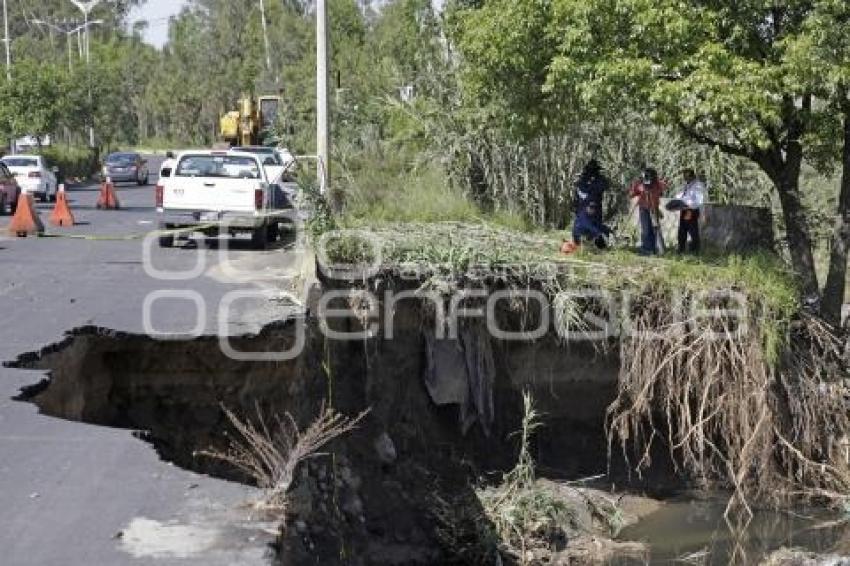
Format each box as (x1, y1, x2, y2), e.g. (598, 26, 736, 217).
(103, 152, 150, 185)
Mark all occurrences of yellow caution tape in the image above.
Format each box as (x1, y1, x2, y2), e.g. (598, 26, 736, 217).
(37, 223, 223, 241)
(34, 210, 295, 242)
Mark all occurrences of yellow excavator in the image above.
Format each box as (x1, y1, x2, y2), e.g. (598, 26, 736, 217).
(219, 94, 282, 147)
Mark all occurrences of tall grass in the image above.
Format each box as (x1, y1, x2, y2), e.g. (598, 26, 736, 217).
(342, 163, 480, 223)
(478, 392, 574, 562)
(417, 109, 776, 229)
(338, 156, 533, 230)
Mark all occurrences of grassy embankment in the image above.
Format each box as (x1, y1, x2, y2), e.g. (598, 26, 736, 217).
(330, 162, 798, 354)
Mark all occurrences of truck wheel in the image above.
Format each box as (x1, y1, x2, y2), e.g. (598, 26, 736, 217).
(251, 226, 268, 250)
(158, 224, 174, 248)
(266, 222, 279, 243)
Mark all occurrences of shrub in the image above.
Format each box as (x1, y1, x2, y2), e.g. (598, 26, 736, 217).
(195, 403, 368, 517)
(38, 146, 99, 180)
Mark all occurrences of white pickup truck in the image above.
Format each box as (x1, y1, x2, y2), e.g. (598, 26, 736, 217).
(155, 150, 294, 249)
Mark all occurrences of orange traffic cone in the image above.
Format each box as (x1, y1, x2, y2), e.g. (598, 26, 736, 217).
(49, 184, 75, 227)
(7, 193, 44, 237)
(96, 177, 120, 210)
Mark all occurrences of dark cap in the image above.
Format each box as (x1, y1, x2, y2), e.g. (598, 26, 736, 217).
(585, 159, 602, 174)
(642, 168, 658, 186)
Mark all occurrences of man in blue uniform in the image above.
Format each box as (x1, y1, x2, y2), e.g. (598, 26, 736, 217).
(572, 159, 612, 249)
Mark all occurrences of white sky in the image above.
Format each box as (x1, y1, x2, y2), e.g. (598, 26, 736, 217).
(129, 0, 446, 49)
(128, 0, 188, 48)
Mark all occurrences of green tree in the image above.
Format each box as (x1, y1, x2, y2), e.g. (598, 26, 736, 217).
(0, 59, 66, 143)
(88, 40, 143, 148)
(787, 0, 850, 320)
(446, 0, 557, 137)
(450, 0, 850, 319)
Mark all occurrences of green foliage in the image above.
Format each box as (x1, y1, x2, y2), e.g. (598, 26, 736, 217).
(537, 0, 825, 155)
(448, 0, 843, 165)
(441, 1, 780, 228)
(0, 0, 153, 151)
(0, 59, 67, 140)
(446, 0, 558, 137)
(341, 162, 480, 224)
(39, 146, 99, 179)
(478, 392, 575, 552)
(88, 39, 154, 148)
(301, 178, 338, 238)
(322, 231, 377, 266)
(448, 0, 850, 313)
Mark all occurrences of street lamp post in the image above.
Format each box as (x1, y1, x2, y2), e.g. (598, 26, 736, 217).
(31, 18, 101, 150)
(69, 0, 102, 148)
(70, 0, 100, 62)
(32, 19, 100, 72)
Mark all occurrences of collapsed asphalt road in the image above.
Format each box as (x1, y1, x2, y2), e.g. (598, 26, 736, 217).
(0, 155, 312, 566)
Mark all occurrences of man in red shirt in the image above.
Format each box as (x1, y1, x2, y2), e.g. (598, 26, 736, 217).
(629, 168, 667, 255)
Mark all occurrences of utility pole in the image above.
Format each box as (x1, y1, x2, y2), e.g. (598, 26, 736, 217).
(316, 0, 329, 197)
(3, 0, 11, 155)
(259, 0, 271, 73)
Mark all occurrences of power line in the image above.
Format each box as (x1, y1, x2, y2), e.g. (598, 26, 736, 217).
(132, 17, 171, 28)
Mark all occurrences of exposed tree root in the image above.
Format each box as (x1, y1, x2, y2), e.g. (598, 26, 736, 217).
(607, 294, 850, 516)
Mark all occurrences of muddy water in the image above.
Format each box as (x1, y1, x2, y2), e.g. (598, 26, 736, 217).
(619, 494, 850, 564)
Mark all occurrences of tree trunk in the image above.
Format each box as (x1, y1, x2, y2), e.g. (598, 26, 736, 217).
(770, 162, 821, 302)
(821, 109, 850, 325)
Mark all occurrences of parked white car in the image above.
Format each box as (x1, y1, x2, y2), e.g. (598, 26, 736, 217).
(231, 146, 296, 182)
(1, 155, 58, 202)
(14, 135, 51, 153)
(229, 146, 299, 206)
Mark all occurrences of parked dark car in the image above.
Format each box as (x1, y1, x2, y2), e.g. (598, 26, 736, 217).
(103, 152, 150, 185)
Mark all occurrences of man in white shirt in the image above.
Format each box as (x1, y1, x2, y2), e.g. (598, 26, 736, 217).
(676, 168, 705, 254)
(159, 151, 178, 180)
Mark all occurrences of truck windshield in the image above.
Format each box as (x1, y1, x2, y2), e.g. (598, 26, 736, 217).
(3, 158, 38, 167)
(175, 155, 261, 180)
